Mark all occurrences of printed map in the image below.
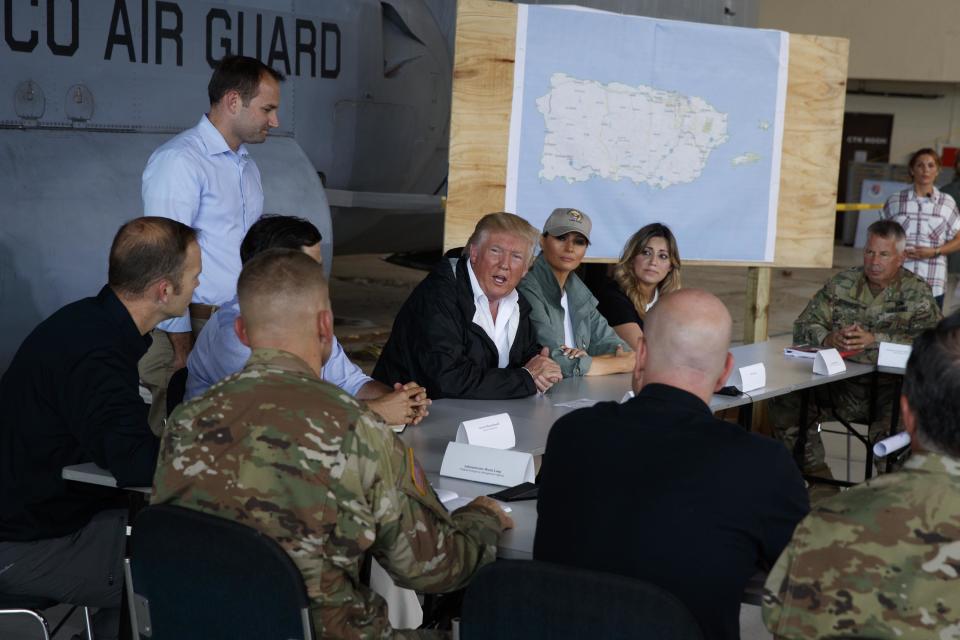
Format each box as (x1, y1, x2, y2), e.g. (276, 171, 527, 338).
(506, 6, 789, 262)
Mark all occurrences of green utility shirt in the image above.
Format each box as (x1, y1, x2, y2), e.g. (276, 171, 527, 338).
(792, 267, 940, 364)
(518, 254, 629, 377)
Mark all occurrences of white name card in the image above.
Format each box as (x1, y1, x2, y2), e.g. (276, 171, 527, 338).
(456, 413, 515, 449)
(813, 348, 846, 376)
(727, 363, 766, 393)
(439, 442, 535, 487)
(878, 342, 911, 369)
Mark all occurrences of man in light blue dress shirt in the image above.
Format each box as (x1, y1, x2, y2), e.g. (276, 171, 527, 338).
(139, 55, 284, 431)
(187, 215, 431, 426)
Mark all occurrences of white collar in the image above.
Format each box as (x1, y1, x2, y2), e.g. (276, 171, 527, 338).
(645, 287, 659, 312)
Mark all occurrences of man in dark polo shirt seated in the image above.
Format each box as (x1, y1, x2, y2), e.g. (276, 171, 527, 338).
(0, 217, 200, 640)
(534, 289, 809, 640)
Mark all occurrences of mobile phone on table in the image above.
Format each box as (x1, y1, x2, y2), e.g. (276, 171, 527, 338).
(488, 482, 539, 502)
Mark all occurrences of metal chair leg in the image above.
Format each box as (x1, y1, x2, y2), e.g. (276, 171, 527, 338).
(83, 605, 95, 639)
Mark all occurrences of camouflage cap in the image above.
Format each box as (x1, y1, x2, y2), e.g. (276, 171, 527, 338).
(543, 208, 591, 241)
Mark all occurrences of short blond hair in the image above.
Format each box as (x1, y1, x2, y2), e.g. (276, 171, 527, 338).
(463, 212, 539, 263)
(238, 248, 328, 334)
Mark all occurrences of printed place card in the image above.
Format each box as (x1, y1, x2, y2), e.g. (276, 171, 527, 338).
(813, 348, 846, 376)
(728, 363, 766, 393)
(878, 342, 911, 369)
(456, 413, 515, 450)
(439, 442, 535, 487)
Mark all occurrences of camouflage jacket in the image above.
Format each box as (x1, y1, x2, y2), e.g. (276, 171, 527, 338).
(793, 267, 940, 364)
(152, 348, 503, 639)
(762, 452, 960, 639)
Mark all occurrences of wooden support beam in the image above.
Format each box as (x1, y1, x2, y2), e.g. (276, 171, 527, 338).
(744, 266, 772, 344)
(744, 266, 772, 433)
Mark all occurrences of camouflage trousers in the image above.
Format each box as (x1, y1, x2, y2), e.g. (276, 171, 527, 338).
(768, 374, 899, 473)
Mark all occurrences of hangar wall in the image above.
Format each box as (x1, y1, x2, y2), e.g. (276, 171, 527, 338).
(760, 1, 960, 164)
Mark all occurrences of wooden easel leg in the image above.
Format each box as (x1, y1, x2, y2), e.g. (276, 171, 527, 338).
(744, 267, 772, 433)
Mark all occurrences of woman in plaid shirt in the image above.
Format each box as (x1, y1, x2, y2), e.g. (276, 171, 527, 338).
(881, 147, 960, 309)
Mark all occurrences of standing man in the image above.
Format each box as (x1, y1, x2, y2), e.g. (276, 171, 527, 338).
(140, 55, 284, 431)
(0, 218, 200, 640)
(534, 289, 808, 640)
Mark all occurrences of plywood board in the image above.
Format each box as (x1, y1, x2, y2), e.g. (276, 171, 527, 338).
(445, 0, 849, 268)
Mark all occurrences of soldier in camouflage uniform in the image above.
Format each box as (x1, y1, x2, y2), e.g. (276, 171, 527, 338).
(152, 249, 512, 639)
(769, 220, 940, 474)
(763, 314, 960, 639)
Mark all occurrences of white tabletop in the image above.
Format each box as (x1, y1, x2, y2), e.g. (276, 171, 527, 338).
(62, 337, 882, 560)
(62, 462, 150, 493)
(402, 335, 875, 470)
(401, 335, 879, 559)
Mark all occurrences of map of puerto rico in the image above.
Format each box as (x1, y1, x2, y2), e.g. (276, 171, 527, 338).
(536, 73, 729, 189)
(506, 5, 788, 261)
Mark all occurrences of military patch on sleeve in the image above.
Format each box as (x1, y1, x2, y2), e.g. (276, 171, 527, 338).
(408, 448, 428, 497)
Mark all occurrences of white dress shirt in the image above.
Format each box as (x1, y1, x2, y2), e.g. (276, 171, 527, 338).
(465, 260, 520, 368)
(185, 296, 372, 401)
(142, 115, 263, 332)
(560, 290, 576, 348)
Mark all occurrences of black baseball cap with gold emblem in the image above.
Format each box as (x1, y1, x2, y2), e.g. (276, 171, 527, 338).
(543, 208, 592, 241)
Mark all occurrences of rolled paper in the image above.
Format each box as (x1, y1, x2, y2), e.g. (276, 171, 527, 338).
(873, 432, 911, 458)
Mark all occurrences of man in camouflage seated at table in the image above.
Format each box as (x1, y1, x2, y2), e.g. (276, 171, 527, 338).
(763, 313, 960, 639)
(769, 220, 940, 479)
(151, 249, 512, 639)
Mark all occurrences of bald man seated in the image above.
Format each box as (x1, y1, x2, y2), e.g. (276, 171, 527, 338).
(533, 289, 809, 640)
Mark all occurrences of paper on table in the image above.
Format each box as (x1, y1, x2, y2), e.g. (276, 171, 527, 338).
(435, 489, 458, 503)
(553, 398, 599, 409)
(435, 489, 511, 513)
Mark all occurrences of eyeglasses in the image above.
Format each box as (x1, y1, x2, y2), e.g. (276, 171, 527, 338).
(639, 247, 671, 263)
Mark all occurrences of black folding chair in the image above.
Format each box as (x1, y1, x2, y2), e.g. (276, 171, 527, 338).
(126, 505, 314, 640)
(460, 560, 704, 640)
(0, 594, 93, 640)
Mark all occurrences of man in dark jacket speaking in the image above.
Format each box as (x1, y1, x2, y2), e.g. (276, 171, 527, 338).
(374, 212, 561, 399)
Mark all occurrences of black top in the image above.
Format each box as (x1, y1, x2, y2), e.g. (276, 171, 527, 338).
(595, 277, 644, 329)
(373, 256, 542, 399)
(0, 286, 159, 541)
(534, 384, 809, 640)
